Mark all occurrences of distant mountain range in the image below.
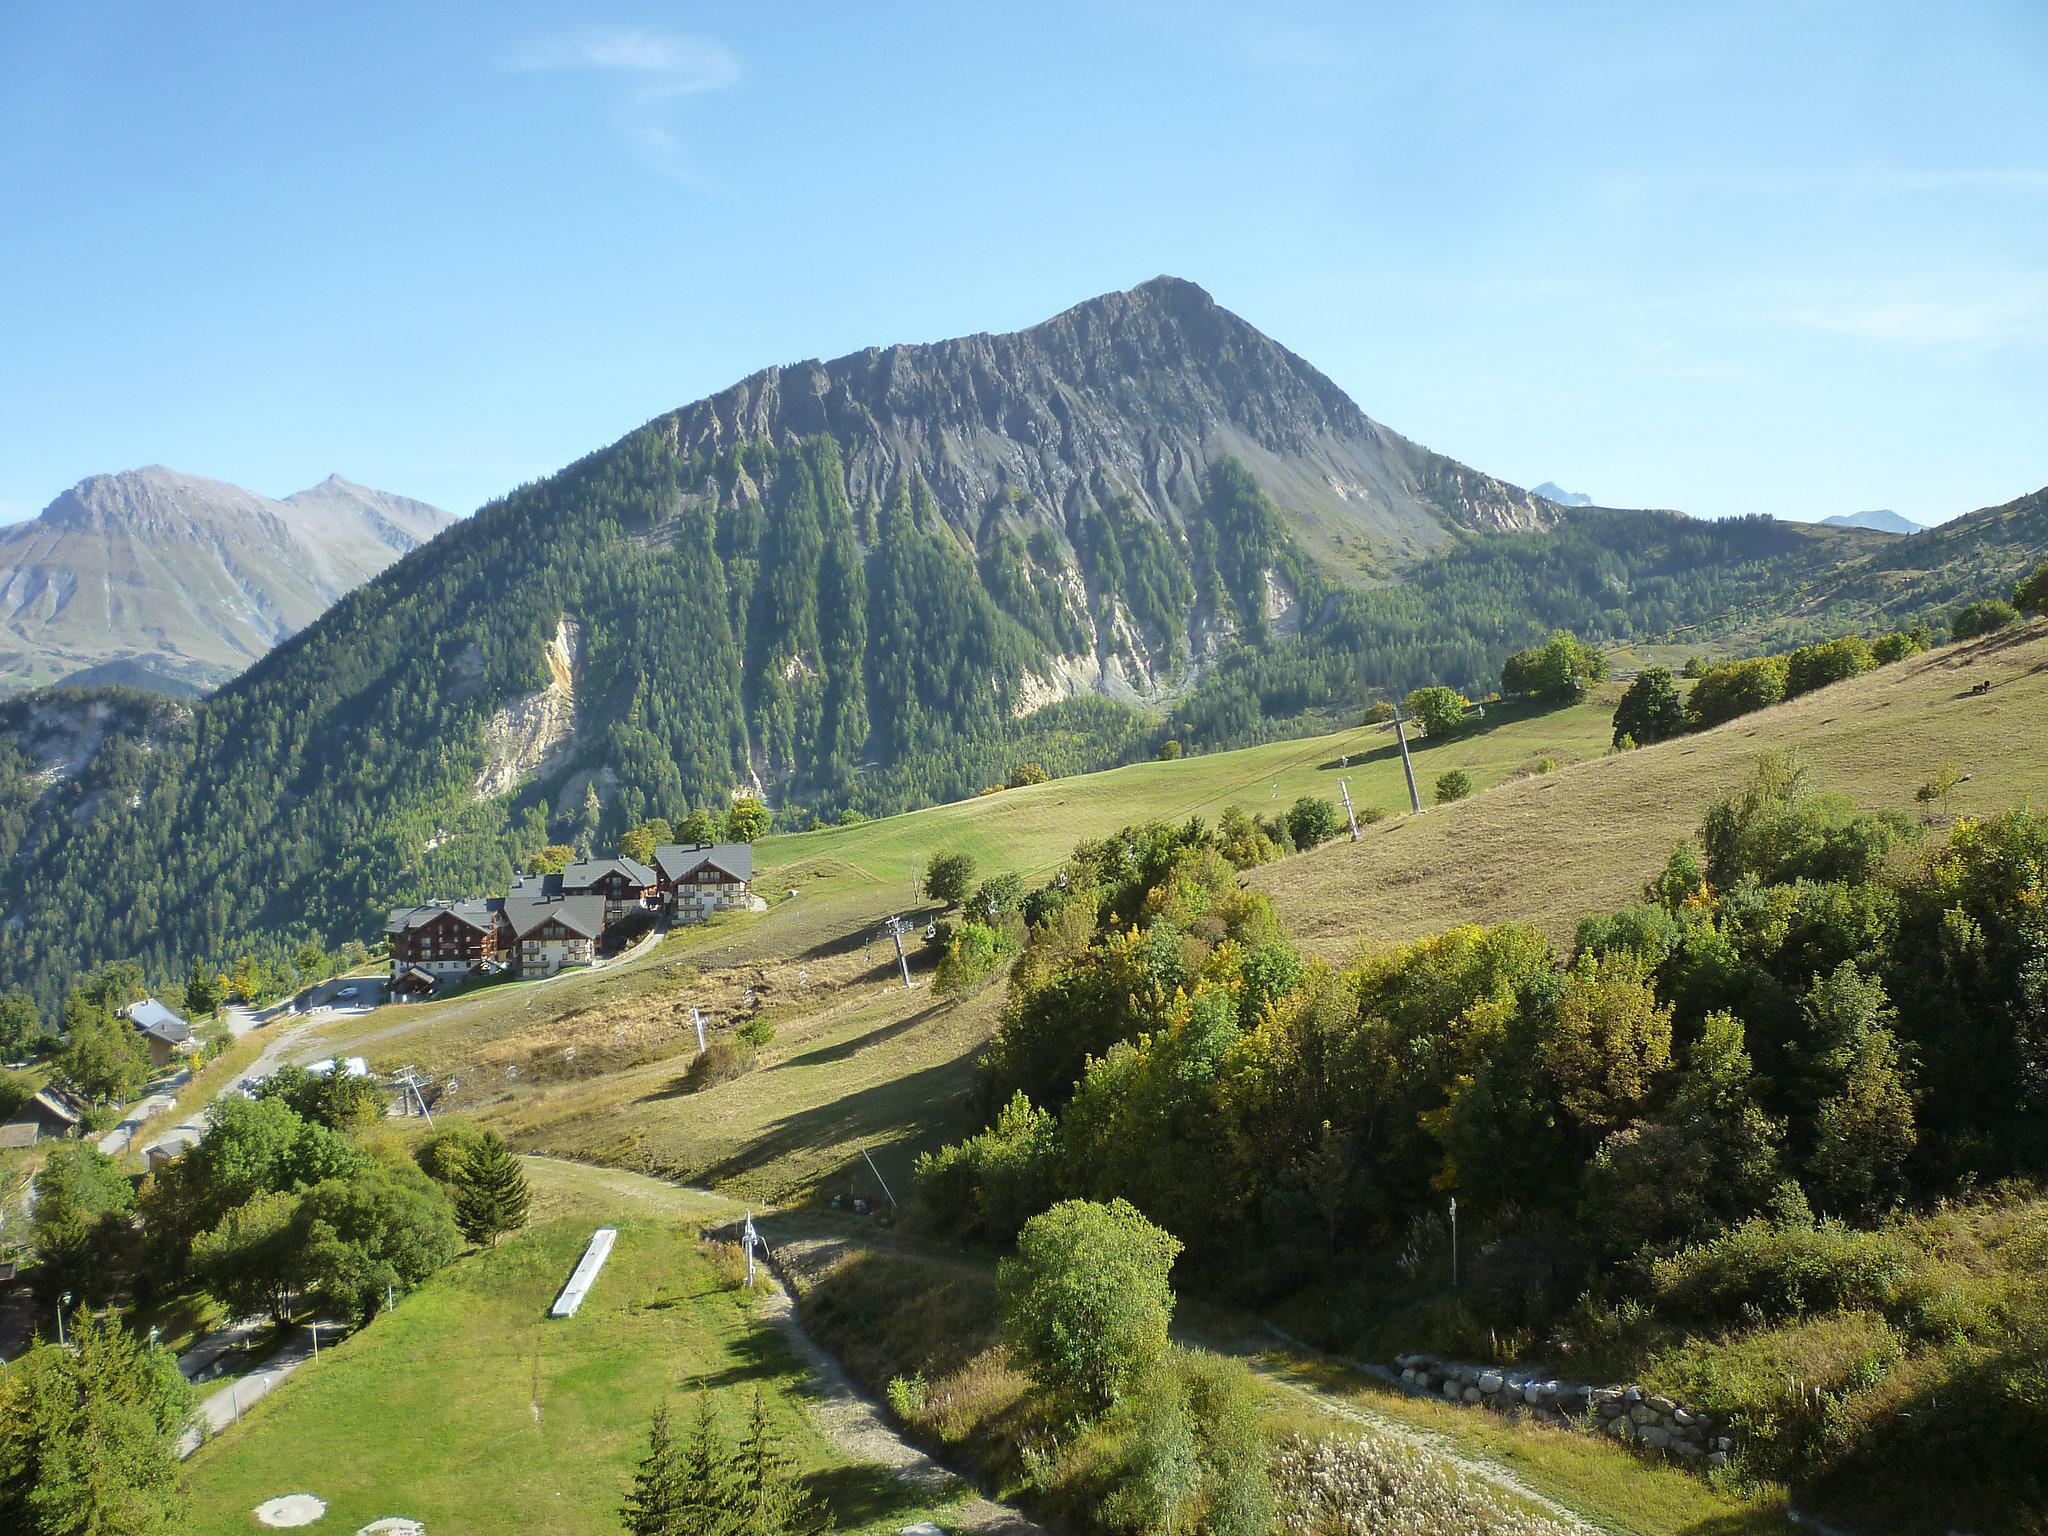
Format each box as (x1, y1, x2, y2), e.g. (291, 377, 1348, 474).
(0, 467, 453, 694)
(1821, 508, 1926, 535)
(1533, 481, 1595, 507)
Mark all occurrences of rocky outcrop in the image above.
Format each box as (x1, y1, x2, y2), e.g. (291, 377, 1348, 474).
(472, 617, 580, 799)
(1393, 1354, 1736, 1471)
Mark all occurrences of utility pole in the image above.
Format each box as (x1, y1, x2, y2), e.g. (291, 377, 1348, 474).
(880, 916, 912, 989)
(1338, 777, 1361, 842)
(1391, 705, 1422, 814)
(1448, 1196, 1459, 1291)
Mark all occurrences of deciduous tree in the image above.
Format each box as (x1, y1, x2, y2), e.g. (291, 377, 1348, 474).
(997, 1197, 1181, 1409)
(1610, 666, 1688, 747)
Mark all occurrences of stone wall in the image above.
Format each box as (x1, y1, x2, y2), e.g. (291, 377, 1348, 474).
(1392, 1353, 1735, 1469)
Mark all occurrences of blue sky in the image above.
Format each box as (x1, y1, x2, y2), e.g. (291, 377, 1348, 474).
(2, 1, 2042, 526)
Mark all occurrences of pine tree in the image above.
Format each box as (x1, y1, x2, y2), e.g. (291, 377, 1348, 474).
(677, 1395, 745, 1536)
(621, 1405, 688, 1536)
(735, 1388, 817, 1536)
(452, 1131, 530, 1247)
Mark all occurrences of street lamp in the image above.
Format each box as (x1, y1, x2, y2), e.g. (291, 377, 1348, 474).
(56, 1291, 72, 1346)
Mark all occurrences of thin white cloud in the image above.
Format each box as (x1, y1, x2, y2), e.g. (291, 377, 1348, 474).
(1772, 278, 2048, 347)
(501, 28, 739, 183)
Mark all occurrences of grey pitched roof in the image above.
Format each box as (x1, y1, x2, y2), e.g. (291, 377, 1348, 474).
(653, 842, 754, 884)
(384, 896, 503, 937)
(561, 856, 657, 891)
(124, 997, 192, 1043)
(505, 891, 607, 940)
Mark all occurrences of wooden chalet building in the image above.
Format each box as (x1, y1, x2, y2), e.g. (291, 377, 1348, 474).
(653, 843, 755, 924)
(384, 896, 506, 982)
(504, 887, 606, 974)
(559, 856, 659, 925)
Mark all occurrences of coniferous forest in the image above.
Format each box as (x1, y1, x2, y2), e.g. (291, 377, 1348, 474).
(1, 421, 2041, 1009)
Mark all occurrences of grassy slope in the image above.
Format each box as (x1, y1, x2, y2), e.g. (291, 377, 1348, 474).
(181, 1158, 960, 1536)
(301, 624, 2048, 1214)
(1254, 621, 2048, 953)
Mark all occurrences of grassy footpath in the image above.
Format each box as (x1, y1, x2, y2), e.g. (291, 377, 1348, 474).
(182, 1160, 962, 1536)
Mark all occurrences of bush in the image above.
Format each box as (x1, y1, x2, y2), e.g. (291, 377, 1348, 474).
(1284, 795, 1343, 850)
(1950, 598, 2019, 641)
(738, 1016, 775, 1047)
(1433, 770, 1474, 804)
(1362, 702, 1395, 725)
(684, 1035, 757, 1091)
(1500, 630, 1606, 702)
(935, 920, 1022, 997)
(413, 1120, 495, 1184)
(1009, 762, 1051, 788)
(1156, 740, 1183, 760)
(998, 1198, 1181, 1409)
(1687, 654, 1787, 728)
(2015, 560, 2048, 618)
(1611, 666, 1688, 747)
(923, 851, 977, 908)
(1402, 686, 1469, 738)
(1785, 635, 1877, 698)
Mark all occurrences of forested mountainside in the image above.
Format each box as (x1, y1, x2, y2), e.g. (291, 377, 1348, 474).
(0, 466, 453, 694)
(0, 279, 2038, 1005)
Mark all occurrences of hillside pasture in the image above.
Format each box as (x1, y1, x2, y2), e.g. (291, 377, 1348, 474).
(181, 1158, 959, 1536)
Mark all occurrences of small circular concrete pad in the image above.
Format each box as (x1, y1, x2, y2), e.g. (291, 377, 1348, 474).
(254, 1494, 327, 1527)
(900, 1525, 944, 1536)
(358, 1521, 426, 1535)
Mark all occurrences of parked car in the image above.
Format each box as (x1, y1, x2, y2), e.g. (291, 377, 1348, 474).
(335, 984, 359, 1000)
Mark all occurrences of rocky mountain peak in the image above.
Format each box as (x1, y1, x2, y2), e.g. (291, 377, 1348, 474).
(657, 277, 1554, 570)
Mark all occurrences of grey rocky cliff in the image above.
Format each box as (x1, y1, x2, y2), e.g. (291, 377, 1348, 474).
(659, 276, 1554, 570)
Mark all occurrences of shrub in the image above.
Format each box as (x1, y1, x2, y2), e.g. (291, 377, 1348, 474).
(1950, 598, 2018, 641)
(1157, 740, 1183, 760)
(684, 1035, 757, 1091)
(923, 851, 977, 908)
(2015, 560, 2048, 617)
(997, 1198, 1181, 1409)
(1402, 686, 1469, 737)
(413, 1120, 495, 1184)
(935, 920, 1022, 997)
(1645, 1310, 1906, 1478)
(1009, 762, 1051, 788)
(1871, 630, 1924, 665)
(1362, 701, 1395, 725)
(1433, 769, 1474, 804)
(1500, 630, 1606, 702)
(1284, 795, 1343, 850)
(1611, 665, 1688, 747)
(1785, 635, 1877, 698)
(1687, 654, 1787, 728)
(737, 1016, 775, 1047)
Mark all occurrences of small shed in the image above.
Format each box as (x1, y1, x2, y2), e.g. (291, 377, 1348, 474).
(1, 1086, 87, 1145)
(392, 965, 439, 1000)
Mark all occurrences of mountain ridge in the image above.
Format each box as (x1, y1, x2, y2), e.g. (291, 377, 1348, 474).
(0, 466, 453, 693)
